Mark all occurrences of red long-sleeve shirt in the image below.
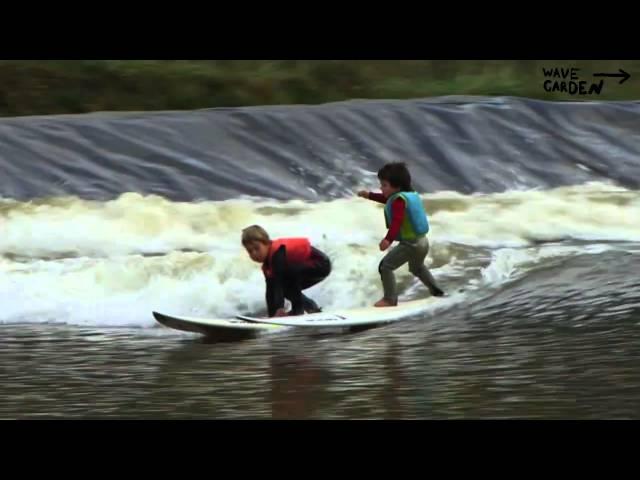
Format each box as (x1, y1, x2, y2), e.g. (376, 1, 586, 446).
(367, 192, 405, 242)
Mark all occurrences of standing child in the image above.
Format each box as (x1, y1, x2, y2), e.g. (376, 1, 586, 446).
(358, 162, 444, 307)
(242, 225, 332, 317)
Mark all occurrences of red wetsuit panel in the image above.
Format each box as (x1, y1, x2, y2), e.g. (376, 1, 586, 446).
(367, 192, 406, 242)
(385, 199, 405, 242)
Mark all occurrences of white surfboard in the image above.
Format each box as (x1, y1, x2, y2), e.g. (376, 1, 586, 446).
(152, 311, 285, 338)
(236, 297, 440, 328)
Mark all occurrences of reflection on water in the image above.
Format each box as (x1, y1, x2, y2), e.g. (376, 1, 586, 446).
(2, 321, 639, 419)
(2, 250, 640, 419)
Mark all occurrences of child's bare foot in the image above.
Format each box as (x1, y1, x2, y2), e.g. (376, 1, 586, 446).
(374, 298, 397, 307)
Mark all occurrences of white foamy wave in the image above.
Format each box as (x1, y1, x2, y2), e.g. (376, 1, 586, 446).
(477, 243, 616, 287)
(430, 182, 640, 247)
(1, 182, 638, 328)
(0, 240, 614, 329)
(1, 182, 638, 260)
(0, 247, 449, 328)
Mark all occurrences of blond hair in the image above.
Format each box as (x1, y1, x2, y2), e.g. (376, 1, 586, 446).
(241, 225, 270, 246)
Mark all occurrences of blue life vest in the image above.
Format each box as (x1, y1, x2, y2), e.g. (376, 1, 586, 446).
(383, 191, 429, 241)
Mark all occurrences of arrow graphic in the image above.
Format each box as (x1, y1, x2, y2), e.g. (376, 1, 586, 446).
(593, 69, 631, 84)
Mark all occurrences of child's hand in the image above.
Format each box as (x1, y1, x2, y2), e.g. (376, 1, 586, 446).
(379, 239, 391, 251)
(357, 190, 369, 198)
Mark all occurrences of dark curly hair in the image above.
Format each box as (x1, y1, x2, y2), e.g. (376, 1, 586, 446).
(377, 162, 413, 191)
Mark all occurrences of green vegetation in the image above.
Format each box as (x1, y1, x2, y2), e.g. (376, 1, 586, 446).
(0, 60, 638, 117)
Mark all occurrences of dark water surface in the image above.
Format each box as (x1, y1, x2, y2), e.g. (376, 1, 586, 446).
(3, 249, 639, 419)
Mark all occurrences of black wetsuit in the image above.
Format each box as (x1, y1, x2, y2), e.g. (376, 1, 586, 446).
(265, 245, 331, 317)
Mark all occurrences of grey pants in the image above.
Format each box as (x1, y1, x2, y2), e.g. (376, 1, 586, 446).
(378, 236, 441, 303)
